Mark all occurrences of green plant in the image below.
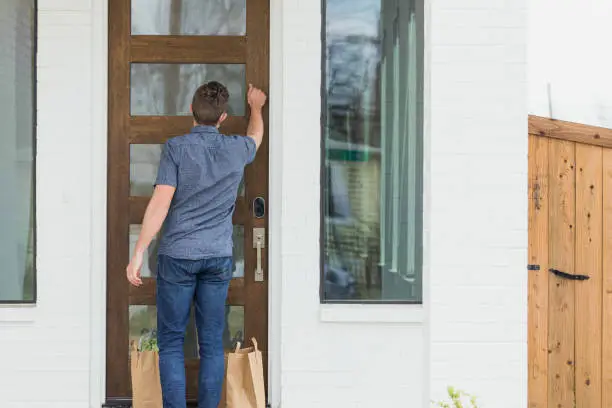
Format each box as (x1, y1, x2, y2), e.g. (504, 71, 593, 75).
(140, 337, 159, 352)
(431, 386, 478, 408)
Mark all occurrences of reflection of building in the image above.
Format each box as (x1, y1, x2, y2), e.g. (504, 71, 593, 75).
(323, 0, 422, 301)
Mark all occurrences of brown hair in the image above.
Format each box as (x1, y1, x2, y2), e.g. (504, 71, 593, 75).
(191, 81, 229, 125)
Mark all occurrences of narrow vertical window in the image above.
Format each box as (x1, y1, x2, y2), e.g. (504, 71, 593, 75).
(322, 0, 423, 302)
(0, 0, 36, 303)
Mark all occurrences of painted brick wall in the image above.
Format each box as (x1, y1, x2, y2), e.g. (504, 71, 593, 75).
(0, 1, 98, 407)
(277, 0, 527, 407)
(428, 0, 528, 406)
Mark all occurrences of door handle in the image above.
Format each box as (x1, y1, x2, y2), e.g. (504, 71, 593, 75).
(253, 228, 265, 282)
(549, 268, 590, 281)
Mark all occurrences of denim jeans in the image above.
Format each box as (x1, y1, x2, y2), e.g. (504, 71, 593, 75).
(157, 254, 232, 408)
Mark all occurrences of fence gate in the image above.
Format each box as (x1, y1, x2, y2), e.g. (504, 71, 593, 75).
(528, 115, 612, 408)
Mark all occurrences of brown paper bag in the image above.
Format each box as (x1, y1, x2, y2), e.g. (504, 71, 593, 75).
(226, 338, 266, 408)
(131, 342, 163, 408)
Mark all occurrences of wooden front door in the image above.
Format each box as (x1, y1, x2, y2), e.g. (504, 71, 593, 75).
(528, 116, 612, 408)
(106, 0, 269, 404)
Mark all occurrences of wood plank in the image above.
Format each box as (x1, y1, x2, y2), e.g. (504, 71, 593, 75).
(130, 36, 247, 64)
(574, 144, 603, 407)
(130, 115, 247, 144)
(602, 149, 612, 406)
(547, 139, 576, 408)
(129, 196, 249, 225)
(529, 115, 612, 149)
(107, 0, 131, 398)
(528, 135, 549, 408)
(129, 277, 246, 306)
(244, 0, 270, 394)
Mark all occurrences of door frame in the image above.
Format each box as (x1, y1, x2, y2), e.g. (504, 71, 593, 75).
(92, 0, 280, 405)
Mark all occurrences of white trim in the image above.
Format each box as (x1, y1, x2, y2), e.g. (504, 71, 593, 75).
(422, 0, 432, 405)
(319, 304, 424, 324)
(267, 0, 284, 405)
(0, 304, 37, 322)
(89, 0, 108, 406)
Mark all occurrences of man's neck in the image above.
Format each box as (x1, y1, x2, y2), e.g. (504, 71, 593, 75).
(193, 121, 220, 129)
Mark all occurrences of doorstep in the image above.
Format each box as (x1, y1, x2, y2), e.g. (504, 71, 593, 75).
(103, 400, 271, 407)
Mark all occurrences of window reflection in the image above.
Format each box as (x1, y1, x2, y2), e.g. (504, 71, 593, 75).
(322, 0, 423, 302)
(131, 0, 246, 36)
(129, 305, 244, 354)
(129, 224, 245, 279)
(130, 144, 246, 198)
(130, 63, 246, 116)
(0, 0, 36, 302)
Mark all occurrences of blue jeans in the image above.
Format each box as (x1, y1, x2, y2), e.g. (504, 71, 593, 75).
(157, 254, 232, 408)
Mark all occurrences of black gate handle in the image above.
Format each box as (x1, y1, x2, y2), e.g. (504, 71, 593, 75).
(549, 268, 590, 281)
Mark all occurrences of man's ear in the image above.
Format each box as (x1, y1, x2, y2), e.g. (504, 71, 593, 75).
(217, 112, 228, 127)
(190, 104, 193, 113)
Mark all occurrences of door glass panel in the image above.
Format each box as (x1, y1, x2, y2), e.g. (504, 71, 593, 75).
(224, 306, 244, 349)
(131, 63, 246, 116)
(129, 225, 159, 278)
(131, 0, 246, 36)
(130, 144, 248, 197)
(130, 144, 162, 197)
(130, 224, 245, 279)
(129, 305, 199, 358)
(238, 177, 245, 197)
(232, 225, 244, 278)
(129, 305, 244, 352)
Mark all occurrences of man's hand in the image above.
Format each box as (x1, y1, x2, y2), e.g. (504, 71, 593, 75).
(246, 84, 266, 150)
(126, 250, 144, 287)
(247, 84, 267, 110)
(126, 184, 175, 287)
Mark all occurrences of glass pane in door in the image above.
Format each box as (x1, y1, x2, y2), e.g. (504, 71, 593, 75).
(131, 0, 246, 36)
(129, 305, 200, 359)
(130, 144, 247, 197)
(129, 305, 245, 353)
(130, 144, 162, 197)
(130, 63, 246, 116)
(129, 224, 245, 278)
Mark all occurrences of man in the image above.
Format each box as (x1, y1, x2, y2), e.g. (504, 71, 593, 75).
(126, 81, 267, 408)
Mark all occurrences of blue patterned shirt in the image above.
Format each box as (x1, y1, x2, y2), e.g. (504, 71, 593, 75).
(155, 125, 256, 260)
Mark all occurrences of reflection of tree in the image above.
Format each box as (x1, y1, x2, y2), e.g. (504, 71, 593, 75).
(22, 185, 34, 301)
(131, 0, 246, 117)
(132, 0, 245, 36)
(324, 31, 383, 297)
(326, 35, 380, 147)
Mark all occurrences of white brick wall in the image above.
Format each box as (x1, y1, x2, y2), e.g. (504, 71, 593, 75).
(0, 1, 103, 407)
(428, 0, 528, 407)
(273, 1, 426, 407)
(274, 0, 527, 406)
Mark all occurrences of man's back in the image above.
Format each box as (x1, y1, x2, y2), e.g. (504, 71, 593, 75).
(155, 125, 256, 260)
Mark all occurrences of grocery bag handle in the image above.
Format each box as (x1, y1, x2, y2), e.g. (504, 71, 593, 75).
(234, 338, 259, 352)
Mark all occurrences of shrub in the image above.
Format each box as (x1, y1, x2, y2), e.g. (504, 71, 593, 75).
(431, 386, 478, 408)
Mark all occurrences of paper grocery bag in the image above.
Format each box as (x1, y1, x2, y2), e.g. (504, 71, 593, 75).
(226, 338, 266, 408)
(131, 342, 163, 408)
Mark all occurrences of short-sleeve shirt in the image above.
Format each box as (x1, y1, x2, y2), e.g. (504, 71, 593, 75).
(155, 125, 256, 260)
